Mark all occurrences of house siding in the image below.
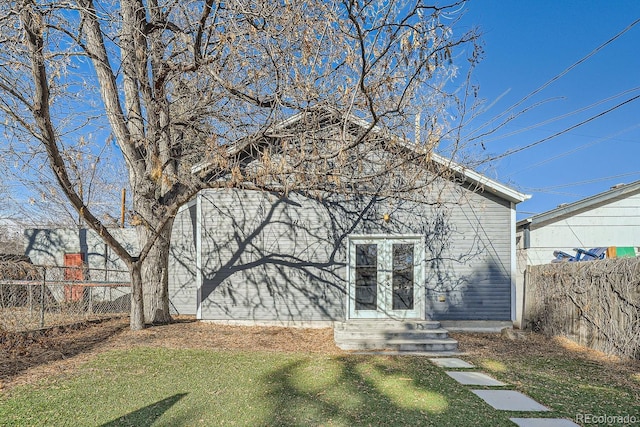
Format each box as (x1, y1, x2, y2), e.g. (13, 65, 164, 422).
(518, 192, 640, 266)
(168, 201, 199, 315)
(197, 190, 345, 322)
(24, 228, 136, 277)
(24, 228, 136, 305)
(178, 181, 514, 322)
(424, 188, 512, 321)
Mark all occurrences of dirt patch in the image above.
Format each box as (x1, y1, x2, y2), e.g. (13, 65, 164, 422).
(0, 316, 342, 393)
(2, 319, 638, 395)
(453, 330, 632, 364)
(103, 318, 343, 354)
(0, 317, 130, 392)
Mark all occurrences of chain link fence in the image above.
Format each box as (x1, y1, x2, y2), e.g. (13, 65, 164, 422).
(0, 260, 130, 332)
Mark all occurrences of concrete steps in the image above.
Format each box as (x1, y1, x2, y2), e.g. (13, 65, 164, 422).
(334, 320, 459, 353)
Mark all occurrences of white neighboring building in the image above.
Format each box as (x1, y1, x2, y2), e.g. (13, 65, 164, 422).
(513, 180, 640, 327)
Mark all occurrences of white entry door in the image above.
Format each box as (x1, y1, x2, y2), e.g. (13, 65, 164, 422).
(348, 236, 424, 319)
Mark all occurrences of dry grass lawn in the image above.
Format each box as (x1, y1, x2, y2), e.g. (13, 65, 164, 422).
(2, 316, 638, 396)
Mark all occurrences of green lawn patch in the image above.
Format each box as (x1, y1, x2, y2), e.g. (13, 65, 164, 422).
(0, 348, 513, 426)
(469, 354, 640, 422)
(3, 329, 639, 426)
(461, 333, 640, 424)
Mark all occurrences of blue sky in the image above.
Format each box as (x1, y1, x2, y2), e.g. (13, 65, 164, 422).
(457, 1, 640, 219)
(3, 1, 638, 226)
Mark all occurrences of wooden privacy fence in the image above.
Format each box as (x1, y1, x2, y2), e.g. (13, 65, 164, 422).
(0, 261, 130, 332)
(525, 258, 640, 359)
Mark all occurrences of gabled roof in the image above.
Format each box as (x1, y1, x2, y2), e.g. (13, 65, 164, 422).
(342, 111, 529, 204)
(193, 107, 530, 204)
(428, 152, 529, 204)
(517, 180, 640, 229)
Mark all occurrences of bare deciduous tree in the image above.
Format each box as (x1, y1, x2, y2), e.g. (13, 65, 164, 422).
(0, 0, 479, 329)
(1, 137, 127, 228)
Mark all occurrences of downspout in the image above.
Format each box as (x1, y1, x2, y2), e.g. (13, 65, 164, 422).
(510, 202, 517, 323)
(345, 236, 351, 321)
(196, 192, 203, 319)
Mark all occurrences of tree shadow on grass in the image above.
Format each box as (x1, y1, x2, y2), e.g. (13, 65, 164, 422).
(262, 355, 512, 427)
(100, 393, 187, 427)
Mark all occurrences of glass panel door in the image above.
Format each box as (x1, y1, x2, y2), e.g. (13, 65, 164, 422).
(349, 237, 423, 319)
(355, 244, 378, 311)
(392, 243, 414, 310)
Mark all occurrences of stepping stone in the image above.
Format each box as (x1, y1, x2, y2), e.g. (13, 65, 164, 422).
(472, 390, 549, 411)
(429, 358, 475, 368)
(510, 418, 580, 427)
(446, 371, 506, 386)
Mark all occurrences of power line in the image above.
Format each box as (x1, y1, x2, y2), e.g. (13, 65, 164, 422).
(504, 123, 640, 178)
(521, 171, 640, 192)
(468, 17, 640, 141)
(476, 93, 640, 165)
(475, 86, 640, 146)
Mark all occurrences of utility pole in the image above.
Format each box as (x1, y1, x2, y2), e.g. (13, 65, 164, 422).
(120, 188, 126, 228)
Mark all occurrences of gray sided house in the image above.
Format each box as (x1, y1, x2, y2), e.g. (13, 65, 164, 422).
(170, 169, 528, 328)
(23, 111, 529, 343)
(168, 110, 530, 329)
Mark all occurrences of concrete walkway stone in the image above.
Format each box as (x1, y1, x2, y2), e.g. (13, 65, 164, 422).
(429, 357, 475, 368)
(510, 418, 580, 427)
(429, 356, 559, 420)
(472, 390, 550, 411)
(446, 371, 506, 386)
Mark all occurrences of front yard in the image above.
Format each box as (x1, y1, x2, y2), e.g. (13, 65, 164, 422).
(0, 318, 638, 426)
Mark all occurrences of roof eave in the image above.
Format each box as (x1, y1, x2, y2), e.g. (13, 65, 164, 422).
(430, 153, 531, 204)
(517, 180, 640, 229)
(344, 113, 530, 204)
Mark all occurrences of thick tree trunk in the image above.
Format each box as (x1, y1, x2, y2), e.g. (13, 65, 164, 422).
(130, 262, 144, 330)
(137, 221, 174, 324)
